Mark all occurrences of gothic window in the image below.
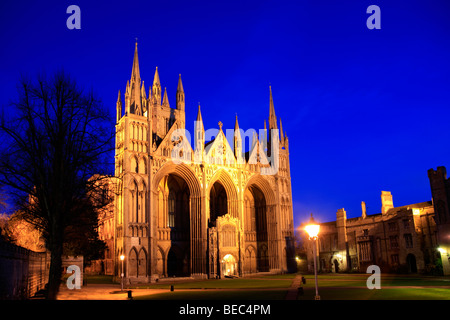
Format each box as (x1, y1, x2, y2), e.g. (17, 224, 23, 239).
(389, 235, 399, 249)
(391, 254, 399, 265)
(168, 193, 175, 228)
(388, 222, 398, 232)
(404, 233, 413, 248)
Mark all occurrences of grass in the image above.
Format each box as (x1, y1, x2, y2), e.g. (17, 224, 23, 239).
(82, 273, 450, 300)
(298, 287, 450, 300)
(301, 274, 450, 287)
(130, 278, 293, 290)
(134, 289, 288, 300)
(84, 274, 115, 284)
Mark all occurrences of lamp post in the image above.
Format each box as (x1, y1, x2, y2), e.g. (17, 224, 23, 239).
(305, 213, 320, 300)
(120, 254, 125, 291)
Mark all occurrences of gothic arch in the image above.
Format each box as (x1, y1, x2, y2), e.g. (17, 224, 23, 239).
(130, 155, 139, 173)
(138, 247, 147, 277)
(208, 169, 238, 218)
(138, 156, 147, 174)
(155, 246, 165, 276)
(152, 161, 204, 275)
(244, 174, 276, 206)
(153, 161, 201, 197)
(129, 247, 138, 277)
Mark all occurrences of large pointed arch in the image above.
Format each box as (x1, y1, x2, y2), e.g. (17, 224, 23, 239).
(152, 161, 204, 275)
(244, 174, 276, 206)
(208, 169, 238, 218)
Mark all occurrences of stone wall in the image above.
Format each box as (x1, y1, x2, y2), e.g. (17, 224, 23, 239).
(0, 241, 49, 299)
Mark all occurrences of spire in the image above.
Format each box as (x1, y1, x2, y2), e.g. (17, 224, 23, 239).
(176, 74, 185, 111)
(131, 40, 140, 83)
(153, 66, 160, 85)
(162, 87, 169, 106)
(269, 85, 277, 130)
(177, 74, 184, 93)
(152, 67, 161, 105)
(234, 114, 243, 162)
(129, 41, 142, 115)
(195, 104, 205, 155)
(116, 90, 122, 123)
(141, 81, 146, 99)
(280, 118, 284, 141)
(196, 103, 203, 124)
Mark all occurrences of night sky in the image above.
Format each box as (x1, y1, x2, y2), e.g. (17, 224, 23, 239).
(1, 0, 449, 227)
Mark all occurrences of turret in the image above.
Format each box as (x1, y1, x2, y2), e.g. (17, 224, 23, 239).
(176, 74, 185, 111)
(152, 67, 161, 106)
(194, 104, 205, 157)
(116, 90, 122, 123)
(234, 114, 243, 163)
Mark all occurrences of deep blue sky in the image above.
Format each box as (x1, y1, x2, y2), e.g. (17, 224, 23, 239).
(1, 0, 449, 227)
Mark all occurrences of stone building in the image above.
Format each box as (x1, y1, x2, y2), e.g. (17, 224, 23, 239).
(428, 167, 450, 275)
(110, 42, 295, 282)
(302, 172, 450, 275)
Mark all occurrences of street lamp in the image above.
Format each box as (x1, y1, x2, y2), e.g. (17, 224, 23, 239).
(305, 213, 320, 300)
(120, 254, 125, 291)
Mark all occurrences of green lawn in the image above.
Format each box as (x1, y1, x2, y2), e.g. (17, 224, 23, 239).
(298, 287, 450, 300)
(134, 289, 288, 300)
(84, 274, 115, 284)
(301, 274, 450, 287)
(106, 273, 450, 300)
(130, 278, 293, 290)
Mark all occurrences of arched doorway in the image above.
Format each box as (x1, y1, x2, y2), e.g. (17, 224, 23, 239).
(129, 248, 138, 277)
(167, 246, 189, 277)
(167, 248, 178, 277)
(153, 161, 203, 276)
(158, 173, 191, 277)
(210, 181, 228, 225)
(406, 254, 417, 273)
(333, 259, 339, 273)
(138, 248, 147, 277)
(244, 184, 269, 272)
(222, 254, 237, 277)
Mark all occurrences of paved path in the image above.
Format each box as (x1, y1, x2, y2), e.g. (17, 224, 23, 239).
(284, 274, 302, 300)
(57, 284, 170, 300)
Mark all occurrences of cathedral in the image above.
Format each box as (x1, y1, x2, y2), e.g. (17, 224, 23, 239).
(112, 42, 295, 282)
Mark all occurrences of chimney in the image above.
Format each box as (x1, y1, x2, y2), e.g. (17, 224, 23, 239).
(361, 201, 367, 219)
(381, 191, 394, 214)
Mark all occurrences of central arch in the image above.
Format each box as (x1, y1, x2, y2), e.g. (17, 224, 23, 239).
(209, 181, 228, 224)
(208, 169, 238, 219)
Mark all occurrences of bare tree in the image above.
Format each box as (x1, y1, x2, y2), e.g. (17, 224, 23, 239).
(0, 71, 115, 299)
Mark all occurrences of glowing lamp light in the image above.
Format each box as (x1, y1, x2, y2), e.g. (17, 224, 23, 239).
(305, 214, 320, 239)
(438, 247, 447, 254)
(120, 255, 125, 261)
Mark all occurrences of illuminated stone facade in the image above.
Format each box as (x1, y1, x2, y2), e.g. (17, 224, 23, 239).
(112, 43, 295, 282)
(303, 181, 450, 275)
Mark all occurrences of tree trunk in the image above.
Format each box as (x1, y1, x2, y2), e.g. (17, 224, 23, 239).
(47, 236, 63, 300)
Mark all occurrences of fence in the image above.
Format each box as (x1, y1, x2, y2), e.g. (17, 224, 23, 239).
(0, 241, 49, 299)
